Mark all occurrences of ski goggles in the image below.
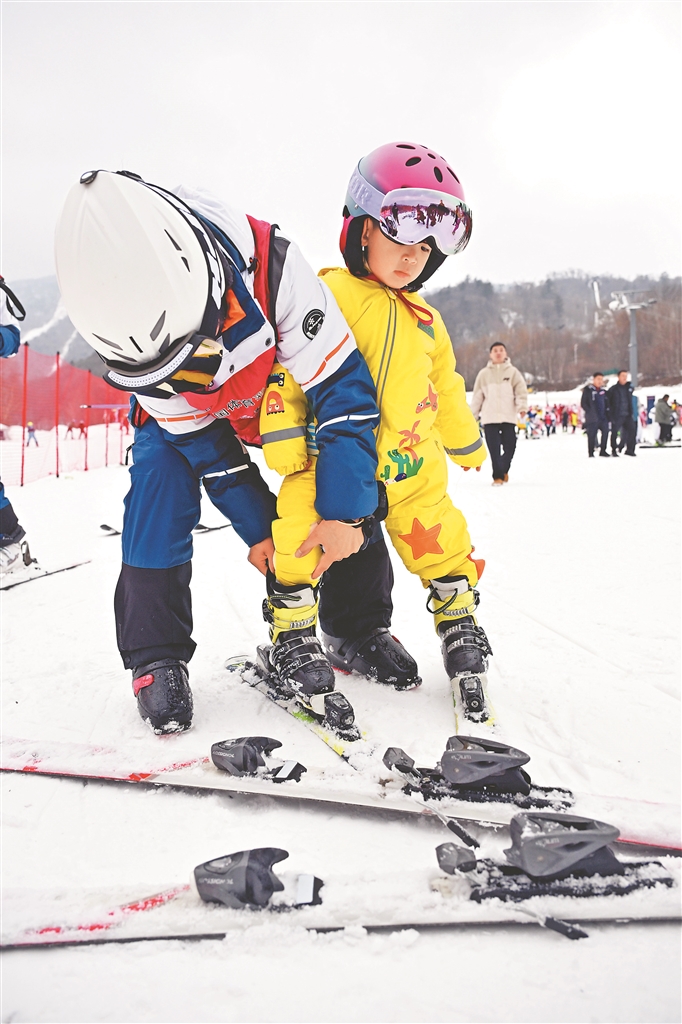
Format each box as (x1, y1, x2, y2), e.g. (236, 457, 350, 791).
(104, 334, 224, 399)
(348, 168, 472, 255)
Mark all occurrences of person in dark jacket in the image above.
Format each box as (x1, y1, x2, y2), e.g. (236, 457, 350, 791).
(580, 373, 610, 457)
(607, 370, 636, 457)
(0, 276, 30, 577)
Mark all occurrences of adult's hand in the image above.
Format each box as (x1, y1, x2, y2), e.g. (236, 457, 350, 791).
(296, 520, 363, 580)
(247, 537, 275, 576)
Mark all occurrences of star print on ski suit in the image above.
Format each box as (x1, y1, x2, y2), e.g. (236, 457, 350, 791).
(259, 268, 487, 589)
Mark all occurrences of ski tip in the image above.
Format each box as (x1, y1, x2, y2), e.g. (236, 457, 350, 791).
(544, 916, 589, 940)
(224, 656, 253, 672)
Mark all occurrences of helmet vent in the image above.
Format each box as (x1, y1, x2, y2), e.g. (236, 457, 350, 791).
(427, 153, 436, 159)
(181, 257, 190, 272)
(94, 333, 125, 353)
(433, 167, 443, 183)
(165, 230, 182, 251)
(447, 167, 461, 184)
(405, 157, 421, 166)
(397, 144, 416, 150)
(158, 333, 172, 354)
(129, 336, 144, 354)
(150, 310, 166, 341)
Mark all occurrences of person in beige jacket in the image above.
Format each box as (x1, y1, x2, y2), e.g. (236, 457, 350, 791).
(470, 343, 528, 484)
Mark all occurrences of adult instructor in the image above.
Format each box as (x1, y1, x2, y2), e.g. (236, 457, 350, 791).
(470, 342, 528, 485)
(54, 169, 405, 735)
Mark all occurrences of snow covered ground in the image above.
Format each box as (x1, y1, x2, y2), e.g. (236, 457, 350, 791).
(1, 419, 680, 1023)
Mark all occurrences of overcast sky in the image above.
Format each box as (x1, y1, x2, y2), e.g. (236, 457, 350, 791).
(2, 1, 680, 288)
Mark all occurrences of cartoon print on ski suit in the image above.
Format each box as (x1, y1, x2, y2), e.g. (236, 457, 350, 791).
(260, 268, 487, 589)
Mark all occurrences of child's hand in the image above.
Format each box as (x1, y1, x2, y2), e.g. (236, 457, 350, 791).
(461, 465, 481, 472)
(296, 520, 363, 579)
(247, 537, 275, 576)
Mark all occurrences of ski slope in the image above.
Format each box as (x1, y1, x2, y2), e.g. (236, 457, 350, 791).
(1, 420, 680, 1023)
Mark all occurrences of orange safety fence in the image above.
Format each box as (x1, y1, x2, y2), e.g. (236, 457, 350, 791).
(0, 345, 131, 486)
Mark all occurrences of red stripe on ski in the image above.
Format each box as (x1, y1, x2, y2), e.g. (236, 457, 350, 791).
(25, 885, 191, 941)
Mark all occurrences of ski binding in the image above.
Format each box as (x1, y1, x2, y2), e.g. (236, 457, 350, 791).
(384, 735, 574, 811)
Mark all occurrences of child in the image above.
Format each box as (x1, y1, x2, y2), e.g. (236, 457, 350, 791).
(261, 142, 493, 719)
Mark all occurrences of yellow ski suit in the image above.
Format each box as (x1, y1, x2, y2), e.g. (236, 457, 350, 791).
(260, 269, 487, 590)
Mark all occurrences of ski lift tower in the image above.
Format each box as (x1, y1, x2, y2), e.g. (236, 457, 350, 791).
(607, 289, 656, 385)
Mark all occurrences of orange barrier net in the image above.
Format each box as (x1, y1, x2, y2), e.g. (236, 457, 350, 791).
(0, 346, 131, 485)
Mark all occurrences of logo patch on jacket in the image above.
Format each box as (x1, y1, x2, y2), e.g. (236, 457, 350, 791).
(302, 309, 324, 339)
(265, 391, 285, 414)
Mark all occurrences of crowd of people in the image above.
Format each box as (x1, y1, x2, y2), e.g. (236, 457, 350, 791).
(470, 356, 679, 466)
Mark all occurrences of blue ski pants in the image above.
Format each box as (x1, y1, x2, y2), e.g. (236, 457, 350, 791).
(122, 416, 277, 569)
(115, 415, 395, 671)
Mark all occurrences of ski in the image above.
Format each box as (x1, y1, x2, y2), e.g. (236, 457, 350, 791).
(0, 560, 91, 591)
(100, 522, 230, 537)
(3, 834, 678, 949)
(224, 653, 377, 771)
(3, 735, 679, 856)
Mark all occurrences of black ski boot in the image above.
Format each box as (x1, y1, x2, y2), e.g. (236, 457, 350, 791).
(320, 628, 421, 690)
(262, 574, 335, 701)
(132, 658, 193, 734)
(427, 574, 493, 721)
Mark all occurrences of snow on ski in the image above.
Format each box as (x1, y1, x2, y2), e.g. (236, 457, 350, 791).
(452, 673, 496, 734)
(0, 560, 91, 591)
(3, 857, 679, 950)
(3, 735, 679, 856)
(224, 655, 378, 771)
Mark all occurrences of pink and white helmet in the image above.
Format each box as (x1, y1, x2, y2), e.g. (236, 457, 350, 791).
(340, 141, 472, 289)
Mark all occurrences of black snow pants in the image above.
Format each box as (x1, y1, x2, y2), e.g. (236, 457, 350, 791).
(611, 417, 636, 455)
(483, 422, 517, 481)
(586, 421, 609, 456)
(115, 534, 394, 671)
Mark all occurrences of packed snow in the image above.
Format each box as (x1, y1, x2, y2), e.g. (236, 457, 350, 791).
(1, 414, 680, 1023)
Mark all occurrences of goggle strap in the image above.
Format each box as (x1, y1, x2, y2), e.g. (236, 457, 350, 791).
(347, 167, 385, 220)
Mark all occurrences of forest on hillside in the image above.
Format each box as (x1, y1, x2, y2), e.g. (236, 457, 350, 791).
(427, 272, 681, 389)
(12, 271, 682, 389)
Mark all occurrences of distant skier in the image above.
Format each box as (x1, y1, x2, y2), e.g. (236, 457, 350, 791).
(26, 422, 39, 447)
(54, 170, 386, 734)
(0, 276, 30, 577)
(257, 141, 494, 719)
(607, 371, 636, 457)
(580, 373, 610, 457)
(654, 394, 674, 445)
(470, 342, 528, 484)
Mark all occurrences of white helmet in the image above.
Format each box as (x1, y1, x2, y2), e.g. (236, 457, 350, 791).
(54, 170, 226, 395)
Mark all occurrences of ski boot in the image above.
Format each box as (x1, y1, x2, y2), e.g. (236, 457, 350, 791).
(320, 627, 421, 690)
(427, 574, 493, 723)
(0, 524, 30, 577)
(132, 658, 193, 734)
(261, 574, 355, 730)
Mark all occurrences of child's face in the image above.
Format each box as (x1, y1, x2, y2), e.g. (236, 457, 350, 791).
(360, 219, 431, 290)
